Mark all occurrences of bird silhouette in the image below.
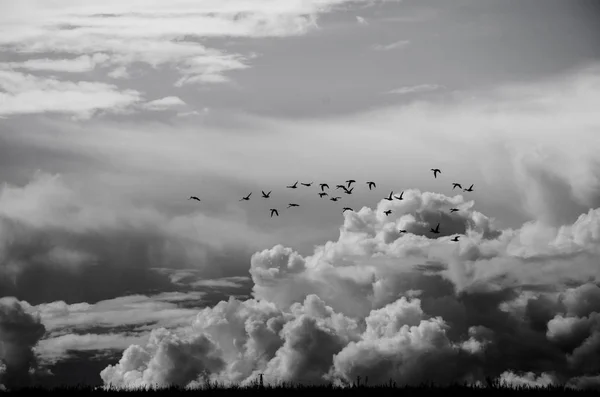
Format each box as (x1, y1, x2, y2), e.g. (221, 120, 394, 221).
(287, 203, 299, 208)
(320, 183, 330, 191)
(366, 181, 376, 190)
(346, 180, 356, 188)
(342, 207, 353, 213)
(450, 208, 459, 213)
(450, 235, 460, 241)
(301, 182, 313, 187)
(398, 229, 407, 233)
(342, 187, 354, 195)
(270, 209, 279, 217)
(330, 196, 341, 201)
(261, 190, 271, 198)
(188, 196, 201, 202)
(318, 192, 328, 198)
(240, 192, 252, 201)
(431, 168, 441, 178)
(430, 223, 440, 234)
(286, 181, 298, 189)
(384, 210, 392, 216)
(335, 184, 346, 190)
(384, 191, 394, 201)
(394, 191, 404, 200)
(452, 183, 462, 190)
(463, 184, 474, 192)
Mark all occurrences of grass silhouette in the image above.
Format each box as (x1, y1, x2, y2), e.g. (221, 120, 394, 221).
(3, 376, 597, 395)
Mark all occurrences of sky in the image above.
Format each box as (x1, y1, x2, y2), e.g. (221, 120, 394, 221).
(1, 0, 600, 390)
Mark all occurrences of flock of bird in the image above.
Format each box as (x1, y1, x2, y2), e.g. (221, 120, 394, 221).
(189, 168, 475, 240)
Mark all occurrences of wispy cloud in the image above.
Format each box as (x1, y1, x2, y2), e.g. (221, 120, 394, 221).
(356, 16, 368, 25)
(141, 96, 187, 111)
(0, 70, 141, 119)
(31, 291, 206, 363)
(385, 83, 442, 95)
(372, 39, 410, 51)
(0, 54, 110, 73)
(0, 0, 399, 118)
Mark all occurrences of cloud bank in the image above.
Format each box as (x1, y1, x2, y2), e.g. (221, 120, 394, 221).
(0, 297, 46, 390)
(99, 186, 600, 390)
(0, 0, 399, 117)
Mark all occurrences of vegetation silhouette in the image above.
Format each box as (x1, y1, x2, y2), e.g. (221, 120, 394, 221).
(5, 375, 597, 395)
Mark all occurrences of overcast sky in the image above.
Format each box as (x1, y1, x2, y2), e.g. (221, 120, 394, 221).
(1, 0, 600, 390)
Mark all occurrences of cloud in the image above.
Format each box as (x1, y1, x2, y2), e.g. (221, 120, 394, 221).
(356, 16, 368, 25)
(0, 171, 274, 303)
(372, 39, 410, 51)
(0, 54, 110, 73)
(0, 0, 401, 118)
(30, 292, 206, 364)
(141, 96, 187, 111)
(100, 180, 600, 389)
(0, 70, 141, 119)
(385, 83, 442, 95)
(0, 297, 46, 390)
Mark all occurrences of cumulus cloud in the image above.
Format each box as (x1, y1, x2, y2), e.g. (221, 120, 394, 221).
(101, 183, 600, 389)
(0, 297, 46, 389)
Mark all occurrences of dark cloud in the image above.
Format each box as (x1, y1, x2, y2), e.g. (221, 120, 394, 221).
(0, 297, 46, 390)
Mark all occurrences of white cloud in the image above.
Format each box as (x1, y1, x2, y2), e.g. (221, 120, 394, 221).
(385, 83, 441, 95)
(356, 16, 368, 25)
(0, 53, 110, 73)
(372, 39, 410, 51)
(99, 181, 600, 388)
(0, 70, 141, 118)
(0, 1, 397, 85)
(30, 292, 206, 364)
(141, 96, 187, 111)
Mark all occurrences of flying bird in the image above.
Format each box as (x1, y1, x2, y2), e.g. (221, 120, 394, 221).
(330, 196, 341, 201)
(188, 196, 201, 202)
(346, 179, 356, 188)
(398, 229, 407, 233)
(394, 191, 404, 200)
(335, 184, 346, 190)
(287, 203, 299, 208)
(319, 183, 330, 191)
(261, 190, 271, 198)
(270, 209, 279, 217)
(286, 181, 298, 189)
(430, 223, 441, 234)
(452, 183, 462, 190)
(366, 181, 376, 190)
(240, 192, 252, 201)
(301, 182, 313, 187)
(463, 184, 474, 192)
(450, 208, 459, 213)
(384, 191, 394, 201)
(384, 210, 392, 216)
(342, 207, 353, 213)
(318, 192, 328, 198)
(431, 168, 441, 178)
(450, 235, 460, 241)
(343, 187, 354, 195)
